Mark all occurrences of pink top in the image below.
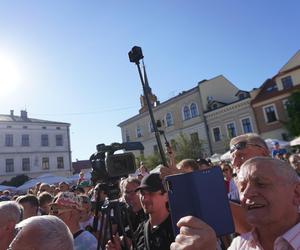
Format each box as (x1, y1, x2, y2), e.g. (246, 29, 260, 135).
(229, 221, 300, 250)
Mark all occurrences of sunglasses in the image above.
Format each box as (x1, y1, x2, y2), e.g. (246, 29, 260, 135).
(222, 168, 230, 172)
(230, 141, 265, 153)
(49, 206, 73, 216)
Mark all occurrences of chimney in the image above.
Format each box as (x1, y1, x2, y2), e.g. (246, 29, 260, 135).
(20, 110, 28, 119)
(10, 110, 14, 116)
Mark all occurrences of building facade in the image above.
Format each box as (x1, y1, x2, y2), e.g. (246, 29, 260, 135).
(205, 92, 258, 153)
(251, 50, 300, 140)
(118, 75, 242, 158)
(0, 110, 72, 182)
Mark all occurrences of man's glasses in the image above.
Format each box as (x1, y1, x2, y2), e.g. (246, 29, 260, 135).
(222, 168, 230, 172)
(230, 141, 265, 153)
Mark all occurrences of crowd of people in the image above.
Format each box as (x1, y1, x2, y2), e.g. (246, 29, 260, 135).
(0, 132, 299, 250)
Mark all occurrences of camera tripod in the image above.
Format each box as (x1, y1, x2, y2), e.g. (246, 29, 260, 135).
(97, 199, 135, 250)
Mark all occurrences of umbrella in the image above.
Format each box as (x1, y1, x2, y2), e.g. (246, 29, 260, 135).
(209, 153, 222, 163)
(16, 175, 71, 192)
(264, 138, 290, 149)
(0, 185, 17, 192)
(220, 150, 231, 161)
(290, 136, 300, 146)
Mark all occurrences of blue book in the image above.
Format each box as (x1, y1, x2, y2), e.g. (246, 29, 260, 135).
(165, 167, 235, 236)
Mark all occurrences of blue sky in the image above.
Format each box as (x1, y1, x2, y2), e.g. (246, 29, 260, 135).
(0, 1, 299, 161)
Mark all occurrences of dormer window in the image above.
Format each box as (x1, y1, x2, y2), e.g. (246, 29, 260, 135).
(281, 76, 293, 89)
(266, 84, 278, 92)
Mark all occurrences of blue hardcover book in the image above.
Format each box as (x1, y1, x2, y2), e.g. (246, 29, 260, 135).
(165, 167, 235, 236)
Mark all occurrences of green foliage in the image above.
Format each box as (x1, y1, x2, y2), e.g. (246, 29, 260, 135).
(173, 133, 203, 162)
(1, 174, 29, 187)
(285, 91, 300, 137)
(143, 153, 162, 171)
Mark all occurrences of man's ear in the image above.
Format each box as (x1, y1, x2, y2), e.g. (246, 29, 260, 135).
(293, 183, 300, 206)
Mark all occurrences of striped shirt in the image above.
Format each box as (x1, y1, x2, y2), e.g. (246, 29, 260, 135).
(228, 221, 300, 250)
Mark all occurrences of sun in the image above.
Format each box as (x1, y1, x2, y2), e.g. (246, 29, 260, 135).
(0, 53, 21, 97)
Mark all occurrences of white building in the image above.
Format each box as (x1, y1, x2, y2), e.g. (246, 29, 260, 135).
(118, 75, 243, 158)
(0, 110, 72, 182)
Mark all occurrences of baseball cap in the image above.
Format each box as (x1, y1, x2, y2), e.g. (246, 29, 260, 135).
(135, 173, 165, 192)
(50, 191, 83, 210)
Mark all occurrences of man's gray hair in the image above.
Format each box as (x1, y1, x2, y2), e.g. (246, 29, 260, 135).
(12, 215, 73, 250)
(0, 201, 23, 224)
(120, 176, 141, 195)
(239, 156, 299, 184)
(230, 133, 269, 151)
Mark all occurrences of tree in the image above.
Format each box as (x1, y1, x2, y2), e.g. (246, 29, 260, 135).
(172, 133, 203, 162)
(1, 174, 29, 187)
(285, 91, 300, 137)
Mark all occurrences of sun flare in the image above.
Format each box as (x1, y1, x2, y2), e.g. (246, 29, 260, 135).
(0, 53, 21, 97)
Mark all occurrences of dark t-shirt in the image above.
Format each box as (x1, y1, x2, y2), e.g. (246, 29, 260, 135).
(134, 215, 174, 250)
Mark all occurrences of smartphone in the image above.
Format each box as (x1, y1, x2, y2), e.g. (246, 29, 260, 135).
(165, 167, 234, 237)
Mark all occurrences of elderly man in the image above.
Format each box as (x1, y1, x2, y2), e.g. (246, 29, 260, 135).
(8, 215, 74, 250)
(171, 157, 300, 249)
(49, 191, 98, 250)
(229, 133, 269, 172)
(0, 201, 23, 250)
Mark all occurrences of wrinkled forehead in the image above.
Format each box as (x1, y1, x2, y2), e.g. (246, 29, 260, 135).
(237, 161, 276, 182)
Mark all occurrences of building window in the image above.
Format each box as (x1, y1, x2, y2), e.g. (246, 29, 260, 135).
(227, 122, 236, 138)
(56, 135, 63, 146)
(42, 157, 50, 170)
(125, 130, 130, 142)
(190, 103, 198, 118)
(6, 159, 14, 173)
(57, 157, 64, 169)
(41, 134, 49, 146)
(238, 93, 245, 100)
(190, 132, 199, 144)
(22, 134, 30, 146)
(136, 126, 142, 138)
(213, 127, 221, 142)
(183, 106, 191, 120)
(22, 158, 30, 171)
(281, 76, 293, 89)
(153, 145, 158, 154)
(56, 127, 61, 130)
(264, 105, 278, 123)
(166, 113, 173, 127)
(149, 121, 154, 133)
(241, 118, 253, 133)
(266, 84, 278, 92)
(5, 134, 13, 146)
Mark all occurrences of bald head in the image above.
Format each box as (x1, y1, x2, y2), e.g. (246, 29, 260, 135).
(230, 133, 269, 150)
(9, 215, 73, 250)
(238, 157, 299, 185)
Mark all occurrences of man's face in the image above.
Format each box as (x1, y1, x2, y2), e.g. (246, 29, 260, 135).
(59, 183, 69, 192)
(138, 190, 167, 215)
(238, 162, 299, 227)
(49, 205, 73, 225)
(230, 142, 268, 172)
(124, 182, 141, 213)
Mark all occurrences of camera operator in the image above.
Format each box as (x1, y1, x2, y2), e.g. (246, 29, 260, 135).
(120, 177, 148, 232)
(106, 173, 174, 250)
